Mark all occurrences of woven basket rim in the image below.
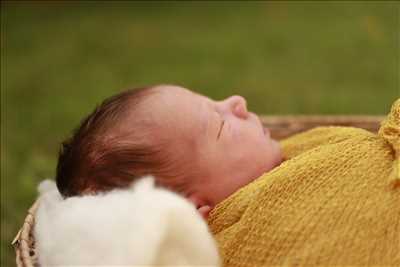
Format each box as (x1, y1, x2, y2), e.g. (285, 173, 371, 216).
(13, 200, 39, 267)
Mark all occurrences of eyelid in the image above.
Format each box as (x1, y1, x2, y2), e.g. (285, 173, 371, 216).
(217, 120, 225, 140)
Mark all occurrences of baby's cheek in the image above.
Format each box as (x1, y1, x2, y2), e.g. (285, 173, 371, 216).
(229, 126, 240, 142)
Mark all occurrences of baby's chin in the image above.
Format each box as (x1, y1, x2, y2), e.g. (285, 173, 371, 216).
(268, 139, 283, 169)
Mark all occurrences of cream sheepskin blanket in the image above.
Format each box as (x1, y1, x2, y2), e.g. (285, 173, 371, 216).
(35, 176, 220, 267)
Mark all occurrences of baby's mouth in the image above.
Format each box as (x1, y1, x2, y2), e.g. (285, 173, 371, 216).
(263, 126, 271, 138)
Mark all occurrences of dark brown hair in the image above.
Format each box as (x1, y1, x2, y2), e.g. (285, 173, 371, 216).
(56, 86, 185, 197)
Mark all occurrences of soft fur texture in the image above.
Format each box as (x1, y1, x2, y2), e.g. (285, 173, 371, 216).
(35, 176, 220, 267)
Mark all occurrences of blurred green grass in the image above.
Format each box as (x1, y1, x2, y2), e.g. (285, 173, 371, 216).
(1, 1, 399, 266)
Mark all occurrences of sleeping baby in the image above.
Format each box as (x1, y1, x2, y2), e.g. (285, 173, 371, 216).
(56, 84, 283, 218)
(35, 84, 281, 266)
(39, 85, 399, 266)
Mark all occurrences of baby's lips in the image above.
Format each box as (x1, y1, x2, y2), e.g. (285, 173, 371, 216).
(263, 126, 271, 138)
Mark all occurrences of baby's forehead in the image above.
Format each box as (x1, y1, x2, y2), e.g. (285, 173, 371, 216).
(152, 85, 210, 102)
(145, 89, 208, 136)
(122, 86, 213, 138)
(145, 87, 204, 114)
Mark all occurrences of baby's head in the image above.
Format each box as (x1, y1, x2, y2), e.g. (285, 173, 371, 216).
(56, 85, 282, 216)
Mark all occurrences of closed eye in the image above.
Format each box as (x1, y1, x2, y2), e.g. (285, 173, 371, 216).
(217, 120, 225, 140)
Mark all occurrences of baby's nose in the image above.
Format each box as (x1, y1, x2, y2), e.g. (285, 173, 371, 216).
(227, 95, 249, 119)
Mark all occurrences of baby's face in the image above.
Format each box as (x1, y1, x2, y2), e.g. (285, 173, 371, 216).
(143, 85, 282, 211)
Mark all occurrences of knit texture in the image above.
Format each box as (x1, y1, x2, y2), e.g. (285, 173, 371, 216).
(208, 99, 400, 266)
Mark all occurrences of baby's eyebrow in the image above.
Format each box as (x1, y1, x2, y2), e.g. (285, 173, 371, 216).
(200, 102, 212, 136)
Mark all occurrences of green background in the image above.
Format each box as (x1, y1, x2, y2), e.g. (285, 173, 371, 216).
(1, 1, 399, 266)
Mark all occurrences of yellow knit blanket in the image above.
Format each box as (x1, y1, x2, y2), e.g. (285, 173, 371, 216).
(208, 99, 400, 266)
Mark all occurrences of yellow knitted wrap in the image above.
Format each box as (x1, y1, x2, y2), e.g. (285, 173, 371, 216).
(208, 99, 400, 266)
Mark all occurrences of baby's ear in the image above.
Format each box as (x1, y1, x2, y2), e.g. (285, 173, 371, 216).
(187, 195, 212, 219)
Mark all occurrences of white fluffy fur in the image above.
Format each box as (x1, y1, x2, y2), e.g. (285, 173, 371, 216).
(35, 176, 220, 267)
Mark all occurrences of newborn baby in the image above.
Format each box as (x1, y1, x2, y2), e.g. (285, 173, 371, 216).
(56, 84, 282, 217)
